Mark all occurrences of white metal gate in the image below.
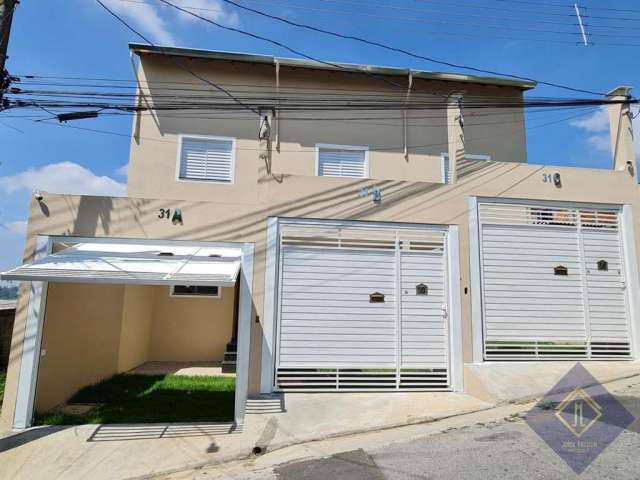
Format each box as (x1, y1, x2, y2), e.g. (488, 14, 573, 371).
(274, 223, 451, 391)
(478, 202, 632, 360)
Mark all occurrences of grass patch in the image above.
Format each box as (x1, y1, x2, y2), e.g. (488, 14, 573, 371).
(37, 374, 235, 425)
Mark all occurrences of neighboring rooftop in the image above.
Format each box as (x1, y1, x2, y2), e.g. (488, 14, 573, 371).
(130, 43, 537, 91)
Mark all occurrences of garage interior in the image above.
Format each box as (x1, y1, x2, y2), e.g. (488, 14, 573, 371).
(35, 281, 238, 417)
(3, 239, 245, 425)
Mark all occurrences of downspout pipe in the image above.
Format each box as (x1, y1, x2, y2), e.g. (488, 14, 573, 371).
(403, 72, 413, 161)
(274, 59, 281, 153)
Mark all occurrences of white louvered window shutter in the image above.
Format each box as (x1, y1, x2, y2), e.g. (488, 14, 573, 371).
(179, 137, 234, 183)
(317, 146, 367, 178)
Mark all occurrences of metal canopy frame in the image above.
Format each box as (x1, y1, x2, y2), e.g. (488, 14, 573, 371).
(11, 236, 254, 430)
(2, 240, 242, 287)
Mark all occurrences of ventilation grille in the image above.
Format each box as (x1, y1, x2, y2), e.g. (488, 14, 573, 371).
(280, 225, 445, 252)
(485, 340, 631, 360)
(399, 369, 449, 389)
(276, 368, 450, 391)
(479, 204, 619, 231)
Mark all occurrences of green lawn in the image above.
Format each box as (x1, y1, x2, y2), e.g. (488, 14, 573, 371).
(37, 374, 235, 425)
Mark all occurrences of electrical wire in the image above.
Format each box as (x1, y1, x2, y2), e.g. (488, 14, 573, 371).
(94, 0, 259, 114)
(119, 0, 581, 30)
(155, 0, 608, 95)
(136, 0, 412, 92)
(14, 107, 600, 154)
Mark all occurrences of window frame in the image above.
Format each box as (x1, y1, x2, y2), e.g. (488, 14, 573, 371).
(169, 285, 222, 299)
(441, 153, 491, 184)
(175, 134, 237, 185)
(315, 143, 370, 179)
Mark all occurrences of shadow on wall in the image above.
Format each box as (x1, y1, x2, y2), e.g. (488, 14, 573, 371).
(71, 196, 114, 237)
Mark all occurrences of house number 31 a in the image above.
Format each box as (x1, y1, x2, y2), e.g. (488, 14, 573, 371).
(158, 208, 171, 220)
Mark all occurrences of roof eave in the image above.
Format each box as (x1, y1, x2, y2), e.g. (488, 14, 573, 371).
(129, 43, 537, 90)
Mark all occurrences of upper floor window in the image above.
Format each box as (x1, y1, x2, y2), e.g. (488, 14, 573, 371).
(441, 153, 491, 184)
(170, 285, 220, 298)
(178, 135, 235, 183)
(316, 144, 369, 178)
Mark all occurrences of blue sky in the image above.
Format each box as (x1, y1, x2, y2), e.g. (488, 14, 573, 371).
(0, 0, 639, 271)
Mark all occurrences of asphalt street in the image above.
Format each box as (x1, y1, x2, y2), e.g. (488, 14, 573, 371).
(193, 381, 640, 480)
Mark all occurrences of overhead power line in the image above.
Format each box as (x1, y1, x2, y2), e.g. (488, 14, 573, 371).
(5, 88, 637, 115)
(494, 0, 640, 14)
(154, 0, 608, 95)
(94, 0, 259, 114)
(110, 0, 640, 49)
(14, 107, 601, 153)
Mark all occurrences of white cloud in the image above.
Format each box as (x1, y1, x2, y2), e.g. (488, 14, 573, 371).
(175, 0, 240, 26)
(98, 0, 240, 46)
(571, 106, 640, 158)
(102, 0, 176, 45)
(570, 107, 609, 133)
(0, 162, 126, 197)
(2, 220, 27, 236)
(587, 134, 610, 153)
(116, 163, 129, 177)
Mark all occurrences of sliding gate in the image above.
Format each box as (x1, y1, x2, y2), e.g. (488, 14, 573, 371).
(478, 201, 632, 360)
(274, 223, 452, 391)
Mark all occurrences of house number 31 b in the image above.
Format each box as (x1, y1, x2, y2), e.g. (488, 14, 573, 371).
(158, 208, 171, 219)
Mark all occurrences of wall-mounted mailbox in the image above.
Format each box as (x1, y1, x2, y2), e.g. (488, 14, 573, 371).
(369, 292, 385, 303)
(416, 283, 429, 296)
(597, 260, 609, 272)
(554, 265, 568, 276)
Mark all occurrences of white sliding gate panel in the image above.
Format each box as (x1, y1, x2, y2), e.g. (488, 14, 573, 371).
(400, 251, 447, 367)
(278, 248, 397, 368)
(583, 228, 631, 352)
(275, 223, 450, 391)
(481, 224, 586, 345)
(477, 202, 632, 360)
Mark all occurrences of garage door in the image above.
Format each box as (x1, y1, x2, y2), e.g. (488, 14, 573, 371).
(478, 202, 632, 360)
(274, 224, 450, 391)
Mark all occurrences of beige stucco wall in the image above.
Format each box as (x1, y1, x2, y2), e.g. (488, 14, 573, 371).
(148, 286, 235, 362)
(29, 282, 235, 415)
(117, 285, 155, 372)
(3, 158, 638, 428)
(126, 54, 528, 202)
(35, 283, 125, 413)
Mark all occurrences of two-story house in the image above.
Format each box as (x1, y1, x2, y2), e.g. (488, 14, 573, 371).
(2, 44, 639, 430)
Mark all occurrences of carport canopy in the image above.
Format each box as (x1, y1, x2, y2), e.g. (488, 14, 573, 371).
(1, 241, 242, 286)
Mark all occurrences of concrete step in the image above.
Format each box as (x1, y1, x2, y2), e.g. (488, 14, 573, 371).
(245, 394, 285, 414)
(221, 359, 236, 374)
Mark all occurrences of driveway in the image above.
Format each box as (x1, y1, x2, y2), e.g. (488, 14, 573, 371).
(176, 379, 640, 480)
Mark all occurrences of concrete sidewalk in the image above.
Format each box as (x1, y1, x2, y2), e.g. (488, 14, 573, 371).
(2, 361, 640, 480)
(0, 392, 490, 480)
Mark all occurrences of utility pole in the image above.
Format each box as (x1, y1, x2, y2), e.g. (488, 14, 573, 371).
(0, 0, 18, 106)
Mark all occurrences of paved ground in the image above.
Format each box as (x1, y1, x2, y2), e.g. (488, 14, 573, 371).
(3, 366, 640, 480)
(127, 361, 236, 377)
(0, 392, 489, 480)
(172, 379, 640, 480)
